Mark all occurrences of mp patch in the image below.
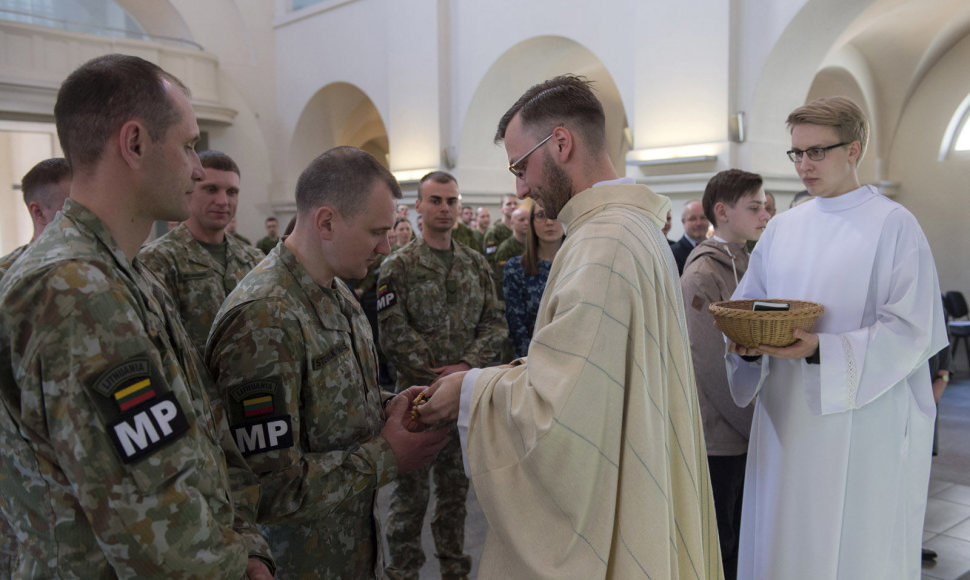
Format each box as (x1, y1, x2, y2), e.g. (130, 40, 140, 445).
(376, 284, 397, 312)
(107, 391, 189, 464)
(233, 415, 294, 456)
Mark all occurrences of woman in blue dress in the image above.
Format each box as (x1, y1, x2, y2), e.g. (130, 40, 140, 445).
(502, 202, 564, 358)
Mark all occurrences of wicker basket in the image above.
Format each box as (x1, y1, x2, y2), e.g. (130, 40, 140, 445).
(709, 299, 824, 347)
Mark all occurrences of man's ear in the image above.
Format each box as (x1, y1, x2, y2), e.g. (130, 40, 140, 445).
(315, 205, 337, 241)
(551, 125, 574, 163)
(27, 201, 45, 223)
(118, 120, 147, 168)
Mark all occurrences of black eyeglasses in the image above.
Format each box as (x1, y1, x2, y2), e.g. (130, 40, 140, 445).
(508, 132, 555, 179)
(786, 142, 848, 163)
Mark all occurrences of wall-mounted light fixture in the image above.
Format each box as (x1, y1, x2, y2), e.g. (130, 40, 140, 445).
(729, 112, 745, 143)
(626, 143, 719, 166)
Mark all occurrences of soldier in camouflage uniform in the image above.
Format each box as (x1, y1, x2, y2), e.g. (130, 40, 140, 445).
(0, 157, 71, 577)
(482, 193, 517, 262)
(378, 171, 508, 580)
(451, 219, 483, 254)
(490, 202, 530, 289)
(206, 147, 449, 579)
(0, 158, 70, 277)
(139, 150, 265, 355)
(0, 54, 273, 578)
(256, 216, 279, 255)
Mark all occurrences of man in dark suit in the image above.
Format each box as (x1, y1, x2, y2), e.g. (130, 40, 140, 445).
(671, 199, 709, 273)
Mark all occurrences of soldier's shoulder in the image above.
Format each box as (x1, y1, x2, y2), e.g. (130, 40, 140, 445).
(138, 229, 184, 262)
(227, 235, 266, 264)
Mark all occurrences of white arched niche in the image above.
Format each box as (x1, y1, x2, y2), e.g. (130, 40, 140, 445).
(455, 35, 630, 196)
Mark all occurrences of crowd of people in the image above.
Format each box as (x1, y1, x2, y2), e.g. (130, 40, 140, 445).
(0, 53, 951, 580)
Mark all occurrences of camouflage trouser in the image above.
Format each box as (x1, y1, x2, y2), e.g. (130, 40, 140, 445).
(384, 434, 470, 580)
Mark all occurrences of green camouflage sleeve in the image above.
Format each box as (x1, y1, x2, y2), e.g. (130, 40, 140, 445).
(206, 298, 398, 524)
(376, 254, 438, 385)
(144, 269, 274, 570)
(5, 261, 249, 579)
(461, 252, 509, 368)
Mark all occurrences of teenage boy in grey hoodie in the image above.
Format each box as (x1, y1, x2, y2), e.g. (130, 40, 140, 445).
(681, 169, 771, 580)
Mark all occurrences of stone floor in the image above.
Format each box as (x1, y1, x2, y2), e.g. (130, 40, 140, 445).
(378, 376, 970, 579)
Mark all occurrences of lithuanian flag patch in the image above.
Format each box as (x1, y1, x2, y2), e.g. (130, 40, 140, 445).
(243, 395, 274, 418)
(113, 378, 156, 411)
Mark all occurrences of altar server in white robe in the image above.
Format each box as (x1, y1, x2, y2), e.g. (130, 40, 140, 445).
(416, 75, 723, 580)
(726, 96, 948, 580)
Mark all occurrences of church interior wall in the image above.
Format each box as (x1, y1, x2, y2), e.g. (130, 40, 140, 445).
(888, 32, 970, 303)
(1, 0, 967, 300)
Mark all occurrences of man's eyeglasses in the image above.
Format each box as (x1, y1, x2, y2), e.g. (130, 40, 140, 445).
(786, 142, 848, 163)
(508, 132, 555, 179)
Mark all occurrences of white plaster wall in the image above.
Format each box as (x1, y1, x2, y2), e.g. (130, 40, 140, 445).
(889, 33, 970, 302)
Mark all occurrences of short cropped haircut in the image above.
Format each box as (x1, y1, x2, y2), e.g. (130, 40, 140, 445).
(295, 146, 402, 217)
(786, 96, 869, 163)
(417, 171, 457, 201)
(265, 216, 278, 224)
(54, 54, 190, 169)
(21, 158, 71, 209)
(495, 75, 606, 154)
(198, 150, 240, 176)
(703, 169, 763, 227)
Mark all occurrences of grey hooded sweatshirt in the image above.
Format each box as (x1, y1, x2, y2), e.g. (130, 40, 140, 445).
(681, 238, 755, 456)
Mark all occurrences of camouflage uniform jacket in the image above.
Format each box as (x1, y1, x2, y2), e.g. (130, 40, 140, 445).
(376, 236, 507, 390)
(139, 223, 265, 354)
(0, 199, 269, 579)
(206, 242, 398, 579)
(451, 222, 483, 254)
(0, 242, 27, 577)
(256, 236, 277, 255)
(491, 235, 525, 292)
(483, 221, 512, 262)
(0, 243, 26, 278)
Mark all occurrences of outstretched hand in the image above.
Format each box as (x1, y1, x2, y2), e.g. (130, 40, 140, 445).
(414, 371, 466, 425)
(382, 387, 450, 474)
(245, 558, 273, 580)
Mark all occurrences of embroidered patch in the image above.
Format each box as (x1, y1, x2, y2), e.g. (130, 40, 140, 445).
(233, 415, 294, 456)
(312, 343, 350, 370)
(691, 294, 705, 311)
(242, 395, 274, 418)
(91, 358, 151, 398)
(229, 380, 279, 403)
(181, 271, 208, 281)
(107, 391, 189, 464)
(113, 378, 157, 411)
(376, 284, 397, 312)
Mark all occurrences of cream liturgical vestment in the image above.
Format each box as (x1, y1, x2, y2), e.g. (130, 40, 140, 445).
(727, 186, 948, 580)
(459, 184, 723, 579)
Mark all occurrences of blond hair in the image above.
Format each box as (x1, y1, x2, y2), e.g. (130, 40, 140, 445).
(786, 96, 869, 164)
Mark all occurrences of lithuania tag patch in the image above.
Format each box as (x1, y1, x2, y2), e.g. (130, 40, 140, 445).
(107, 391, 189, 464)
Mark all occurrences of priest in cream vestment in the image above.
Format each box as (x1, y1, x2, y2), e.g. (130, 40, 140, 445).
(417, 75, 723, 580)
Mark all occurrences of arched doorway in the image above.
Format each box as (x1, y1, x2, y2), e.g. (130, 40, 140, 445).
(456, 35, 629, 196)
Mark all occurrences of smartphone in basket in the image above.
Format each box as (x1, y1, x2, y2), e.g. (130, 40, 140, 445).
(753, 301, 790, 311)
